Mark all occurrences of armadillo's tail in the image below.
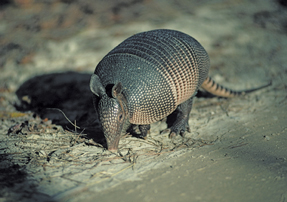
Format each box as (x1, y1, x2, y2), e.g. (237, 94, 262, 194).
(200, 76, 272, 98)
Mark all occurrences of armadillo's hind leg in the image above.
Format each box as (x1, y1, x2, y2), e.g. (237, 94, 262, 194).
(165, 96, 194, 138)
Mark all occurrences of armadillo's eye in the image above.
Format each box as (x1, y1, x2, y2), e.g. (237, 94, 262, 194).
(119, 114, 123, 121)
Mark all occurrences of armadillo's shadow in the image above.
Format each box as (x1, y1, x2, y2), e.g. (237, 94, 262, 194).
(15, 71, 106, 146)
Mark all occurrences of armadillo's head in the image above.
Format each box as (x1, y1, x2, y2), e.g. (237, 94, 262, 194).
(90, 74, 127, 151)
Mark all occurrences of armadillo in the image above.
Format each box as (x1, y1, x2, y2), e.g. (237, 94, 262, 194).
(90, 29, 269, 151)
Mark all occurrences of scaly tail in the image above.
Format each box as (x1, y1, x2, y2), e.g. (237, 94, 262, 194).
(201, 76, 271, 98)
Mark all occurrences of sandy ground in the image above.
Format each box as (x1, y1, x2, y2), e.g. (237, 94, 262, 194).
(0, 0, 287, 202)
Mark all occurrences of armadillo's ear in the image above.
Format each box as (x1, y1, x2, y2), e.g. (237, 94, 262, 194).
(112, 82, 123, 99)
(90, 74, 105, 97)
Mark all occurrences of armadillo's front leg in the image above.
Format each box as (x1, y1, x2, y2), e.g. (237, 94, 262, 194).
(138, 124, 151, 139)
(165, 96, 194, 138)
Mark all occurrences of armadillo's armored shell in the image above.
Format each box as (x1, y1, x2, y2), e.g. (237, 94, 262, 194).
(95, 29, 210, 125)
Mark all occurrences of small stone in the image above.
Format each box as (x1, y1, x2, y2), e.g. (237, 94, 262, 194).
(264, 135, 270, 141)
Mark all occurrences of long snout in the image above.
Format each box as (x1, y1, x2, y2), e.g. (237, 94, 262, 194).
(105, 135, 121, 151)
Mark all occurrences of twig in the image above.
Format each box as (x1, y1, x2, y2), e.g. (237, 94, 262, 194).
(46, 108, 80, 129)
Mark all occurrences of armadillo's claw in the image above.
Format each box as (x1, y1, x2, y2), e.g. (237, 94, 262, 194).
(137, 133, 148, 140)
(159, 128, 179, 138)
(161, 122, 190, 138)
(160, 128, 179, 138)
(160, 128, 170, 135)
(168, 129, 186, 138)
(186, 126, 191, 133)
(179, 130, 186, 137)
(169, 131, 177, 138)
(167, 120, 190, 138)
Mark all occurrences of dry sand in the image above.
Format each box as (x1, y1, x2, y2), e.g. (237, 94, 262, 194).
(0, 0, 286, 202)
